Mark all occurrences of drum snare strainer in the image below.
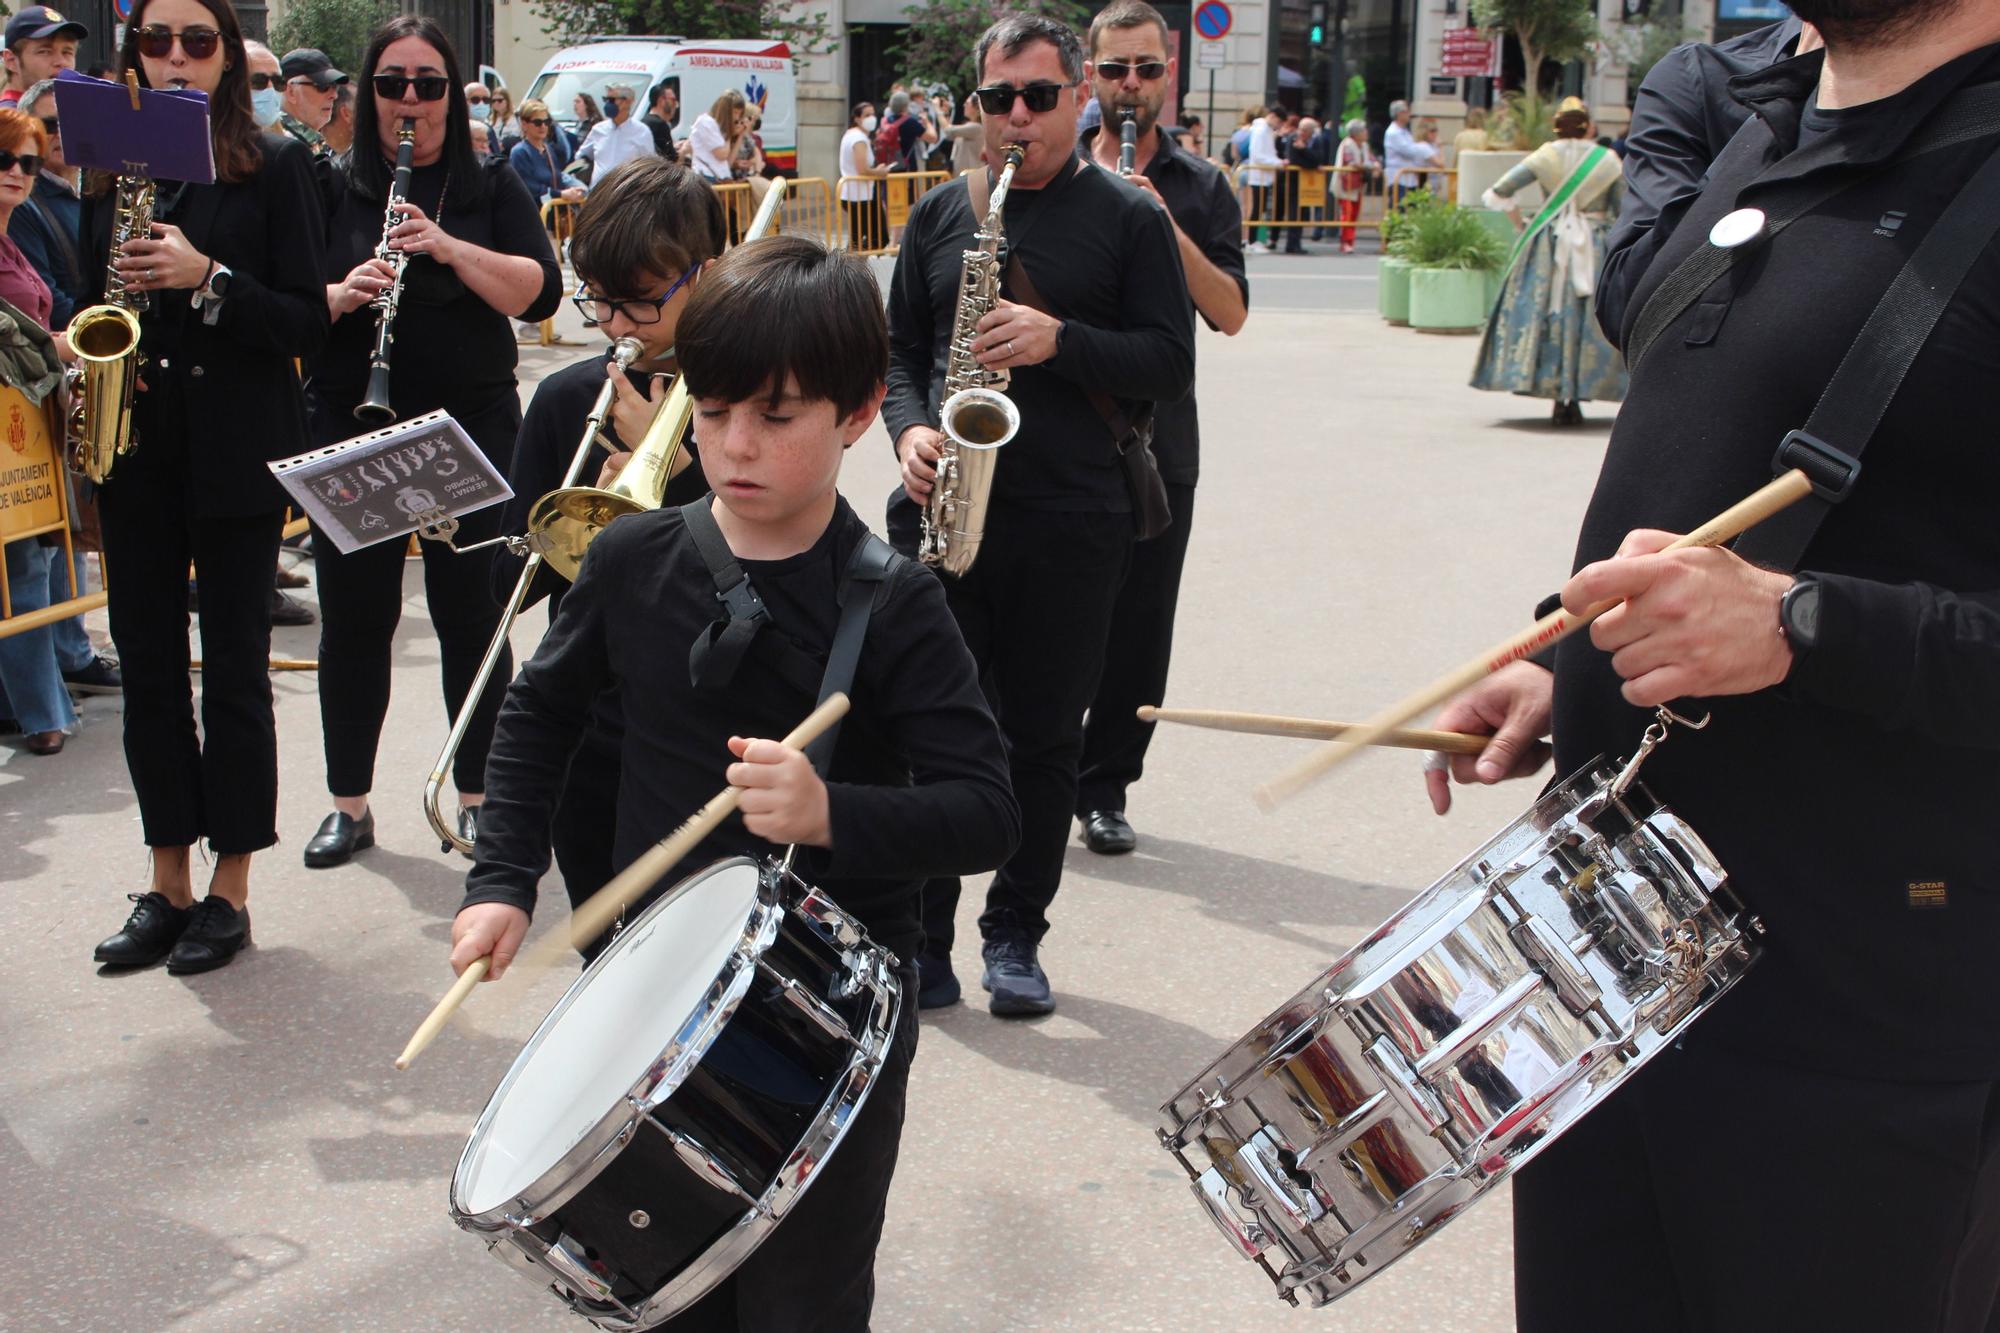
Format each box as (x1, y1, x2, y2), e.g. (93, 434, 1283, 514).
(1158, 710, 1760, 1307)
(451, 856, 902, 1331)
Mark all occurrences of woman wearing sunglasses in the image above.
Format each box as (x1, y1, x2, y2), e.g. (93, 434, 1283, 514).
(301, 15, 562, 869)
(84, 0, 328, 975)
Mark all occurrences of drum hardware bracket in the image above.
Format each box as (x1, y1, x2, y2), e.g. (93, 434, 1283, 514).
(1608, 706, 1712, 801)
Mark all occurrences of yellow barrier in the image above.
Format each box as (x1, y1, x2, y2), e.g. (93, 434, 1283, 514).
(536, 197, 586, 348)
(834, 171, 949, 255)
(782, 176, 840, 249)
(0, 387, 106, 642)
(1231, 163, 1361, 240)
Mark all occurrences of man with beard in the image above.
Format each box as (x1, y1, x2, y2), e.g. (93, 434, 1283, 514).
(887, 12, 1194, 1015)
(1073, 0, 1245, 858)
(1426, 0, 2000, 1324)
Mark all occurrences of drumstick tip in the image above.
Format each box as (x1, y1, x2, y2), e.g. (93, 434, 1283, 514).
(1136, 704, 1158, 722)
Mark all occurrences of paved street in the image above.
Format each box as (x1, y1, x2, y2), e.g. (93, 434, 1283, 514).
(2, 266, 1617, 1331)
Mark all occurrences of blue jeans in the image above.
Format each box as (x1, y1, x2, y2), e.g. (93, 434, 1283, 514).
(0, 539, 78, 733)
(48, 546, 93, 671)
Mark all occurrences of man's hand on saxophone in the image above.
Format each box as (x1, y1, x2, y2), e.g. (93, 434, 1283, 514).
(971, 299, 1061, 369)
(897, 424, 944, 504)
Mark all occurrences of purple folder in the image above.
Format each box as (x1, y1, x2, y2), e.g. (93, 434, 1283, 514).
(53, 69, 215, 184)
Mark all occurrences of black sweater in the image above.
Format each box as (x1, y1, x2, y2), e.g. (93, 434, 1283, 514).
(885, 157, 1195, 512)
(461, 496, 1021, 959)
(1556, 44, 2000, 1079)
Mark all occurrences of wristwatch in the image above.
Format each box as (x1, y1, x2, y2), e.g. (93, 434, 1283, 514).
(193, 262, 232, 324)
(1779, 575, 1822, 656)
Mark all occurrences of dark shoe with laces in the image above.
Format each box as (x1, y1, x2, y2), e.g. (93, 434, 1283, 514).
(304, 809, 374, 868)
(62, 654, 122, 695)
(1080, 809, 1137, 856)
(270, 588, 316, 626)
(981, 933, 1055, 1017)
(166, 897, 251, 975)
(916, 951, 961, 1009)
(94, 892, 194, 968)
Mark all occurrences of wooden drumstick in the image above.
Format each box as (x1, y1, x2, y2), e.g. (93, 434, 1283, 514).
(1254, 468, 1816, 810)
(1138, 705, 1489, 754)
(393, 693, 851, 1070)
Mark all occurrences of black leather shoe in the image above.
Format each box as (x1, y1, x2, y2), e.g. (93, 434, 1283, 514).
(94, 891, 195, 968)
(304, 809, 375, 868)
(166, 897, 251, 975)
(1081, 809, 1137, 856)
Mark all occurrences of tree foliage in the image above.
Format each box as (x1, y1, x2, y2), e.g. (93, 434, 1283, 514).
(1470, 0, 1598, 94)
(269, 0, 394, 77)
(529, 0, 837, 70)
(895, 0, 1093, 101)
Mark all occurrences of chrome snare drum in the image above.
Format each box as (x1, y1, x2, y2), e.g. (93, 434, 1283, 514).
(1158, 742, 1759, 1307)
(451, 857, 902, 1330)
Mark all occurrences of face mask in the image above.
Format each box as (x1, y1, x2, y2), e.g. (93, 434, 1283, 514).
(469, 102, 491, 122)
(861, 115, 878, 133)
(252, 87, 282, 127)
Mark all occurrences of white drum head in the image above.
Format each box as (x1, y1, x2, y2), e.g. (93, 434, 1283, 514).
(456, 860, 762, 1217)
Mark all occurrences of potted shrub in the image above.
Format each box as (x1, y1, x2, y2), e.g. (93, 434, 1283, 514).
(1377, 188, 1437, 325)
(1390, 200, 1508, 333)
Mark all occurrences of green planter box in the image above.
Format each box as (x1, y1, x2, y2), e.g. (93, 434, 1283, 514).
(1409, 267, 1491, 333)
(1379, 257, 1412, 325)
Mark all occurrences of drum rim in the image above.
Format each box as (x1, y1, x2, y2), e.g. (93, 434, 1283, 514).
(450, 856, 779, 1226)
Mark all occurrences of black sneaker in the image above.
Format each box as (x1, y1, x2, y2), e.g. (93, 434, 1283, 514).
(916, 951, 961, 1009)
(63, 654, 122, 696)
(166, 897, 252, 975)
(981, 933, 1055, 1017)
(270, 589, 316, 626)
(94, 891, 195, 968)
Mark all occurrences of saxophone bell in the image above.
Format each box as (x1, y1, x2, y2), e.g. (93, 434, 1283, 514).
(63, 172, 156, 483)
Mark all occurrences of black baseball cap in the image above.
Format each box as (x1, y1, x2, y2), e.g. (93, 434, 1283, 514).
(279, 48, 348, 89)
(6, 6, 88, 49)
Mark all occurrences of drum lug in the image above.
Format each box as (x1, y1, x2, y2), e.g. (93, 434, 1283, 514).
(1190, 1163, 1272, 1259)
(653, 1120, 760, 1207)
(758, 959, 854, 1043)
(1363, 1035, 1450, 1134)
(1509, 914, 1603, 1018)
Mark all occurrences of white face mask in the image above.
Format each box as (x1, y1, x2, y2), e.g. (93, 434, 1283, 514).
(861, 115, 878, 133)
(252, 87, 282, 127)
(469, 102, 491, 122)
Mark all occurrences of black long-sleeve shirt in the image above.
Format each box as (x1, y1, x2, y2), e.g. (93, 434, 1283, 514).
(1079, 126, 1246, 485)
(1596, 19, 1801, 345)
(885, 156, 1195, 512)
(461, 496, 1020, 960)
(1558, 43, 2000, 1079)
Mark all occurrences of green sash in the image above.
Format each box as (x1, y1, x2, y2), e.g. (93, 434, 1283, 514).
(1503, 144, 1609, 274)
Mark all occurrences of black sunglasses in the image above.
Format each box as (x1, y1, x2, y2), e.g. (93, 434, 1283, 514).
(1095, 60, 1168, 81)
(134, 25, 221, 60)
(37, 116, 57, 137)
(522, 116, 551, 127)
(0, 150, 45, 176)
(973, 81, 1069, 116)
(372, 73, 451, 102)
(248, 72, 277, 91)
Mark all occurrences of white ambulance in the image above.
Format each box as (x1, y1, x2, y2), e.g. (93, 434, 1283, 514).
(524, 37, 798, 174)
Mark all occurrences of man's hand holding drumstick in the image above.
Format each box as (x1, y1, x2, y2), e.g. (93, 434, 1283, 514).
(1426, 528, 1797, 816)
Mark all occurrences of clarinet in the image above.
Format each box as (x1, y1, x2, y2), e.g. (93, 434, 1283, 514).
(1119, 110, 1138, 175)
(355, 119, 417, 425)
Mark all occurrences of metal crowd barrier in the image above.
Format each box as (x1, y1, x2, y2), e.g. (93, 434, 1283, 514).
(1225, 164, 1460, 245)
(0, 388, 103, 643)
(537, 197, 584, 347)
(833, 170, 950, 255)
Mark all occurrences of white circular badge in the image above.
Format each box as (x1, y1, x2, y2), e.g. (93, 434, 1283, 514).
(1708, 207, 1767, 250)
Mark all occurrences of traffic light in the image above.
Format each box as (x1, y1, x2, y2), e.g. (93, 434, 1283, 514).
(1310, 1, 1327, 44)
(1310, 21, 1324, 42)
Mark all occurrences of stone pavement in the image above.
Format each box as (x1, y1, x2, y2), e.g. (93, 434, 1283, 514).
(1, 279, 1616, 1331)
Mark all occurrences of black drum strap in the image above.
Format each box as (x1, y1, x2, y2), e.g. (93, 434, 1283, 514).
(805, 534, 901, 774)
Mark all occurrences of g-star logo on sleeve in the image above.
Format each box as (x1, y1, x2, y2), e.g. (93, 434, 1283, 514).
(1906, 880, 1948, 909)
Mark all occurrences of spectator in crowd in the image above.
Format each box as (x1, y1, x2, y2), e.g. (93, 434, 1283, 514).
(324, 81, 355, 158)
(642, 78, 677, 155)
(1241, 103, 1282, 252)
(0, 7, 82, 110)
(688, 86, 745, 182)
(572, 90, 603, 140)
(1179, 112, 1204, 158)
(1383, 97, 1422, 204)
(945, 91, 984, 175)
(1451, 105, 1489, 164)
(1225, 104, 1259, 166)
(0, 106, 74, 756)
(243, 40, 281, 127)
(509, 97, 580, 203)
(1413, 116, 1446, 190)
(1330, 116, 1379, 252)
(1278, 115, 1322, 253)
(278, 47, 345, 156)
(839, 100, 890, 250)
(1078, 82, 1102, 133)
(577, 81, 654, 185)
(463, 81, 493, 150)
(489, 86, 516, 145)
(468, 116, 494, 159)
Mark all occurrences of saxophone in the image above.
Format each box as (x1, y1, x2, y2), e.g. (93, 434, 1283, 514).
(355, 119, 417, 425)
(920, 143, 1025, 578)
(65, 171, 156, 484)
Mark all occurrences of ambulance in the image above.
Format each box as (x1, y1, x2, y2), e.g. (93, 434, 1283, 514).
(524, 37, 798, 174)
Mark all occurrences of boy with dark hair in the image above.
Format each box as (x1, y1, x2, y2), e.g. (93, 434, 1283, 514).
(452, 235, 1018, 1329)
(489, 155, 728, 919)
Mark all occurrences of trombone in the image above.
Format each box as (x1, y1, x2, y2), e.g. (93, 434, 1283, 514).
(419, 336, 643, 852)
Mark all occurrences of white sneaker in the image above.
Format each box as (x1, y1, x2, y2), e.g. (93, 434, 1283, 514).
(1245, 241, 1270, 254)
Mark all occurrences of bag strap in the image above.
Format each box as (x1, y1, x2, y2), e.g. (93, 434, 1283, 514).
(1627, 80, 2000, 371)
(1003, 250, 1151, 447)
(1505, 144, 1607, 272)
(803, 533, 902, 773)
(1733, 136, 2000, 572)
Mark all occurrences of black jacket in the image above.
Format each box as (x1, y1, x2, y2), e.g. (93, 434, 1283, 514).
(83, 134, 329, 516)
(1560, 43, 2000, 1079)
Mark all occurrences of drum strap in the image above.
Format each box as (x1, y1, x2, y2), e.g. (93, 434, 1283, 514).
(680, 498, 902, 776)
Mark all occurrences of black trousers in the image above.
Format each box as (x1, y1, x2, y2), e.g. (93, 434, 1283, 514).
(309, 396, 524, 799)
(99, 482, 283, 853)
(667, 972, 918, 1331)
(1077, 481, 1195, 818)
(1514, 1036, 2000, 1332)
(902, 503, 1131, 954)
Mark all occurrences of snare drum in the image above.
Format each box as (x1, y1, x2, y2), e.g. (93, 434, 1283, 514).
(451, 857, 902, 1330)
(1158, 758, 1759, 1307)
